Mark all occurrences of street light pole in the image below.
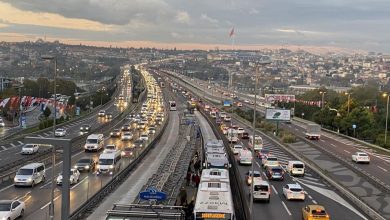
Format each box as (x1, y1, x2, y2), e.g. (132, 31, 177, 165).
(320, 91, 326, 109)
(346, 92, 351, 114)
(42, 55, 57, 220)
(385, 94, 389, 145)
(250, 65, 258, 217)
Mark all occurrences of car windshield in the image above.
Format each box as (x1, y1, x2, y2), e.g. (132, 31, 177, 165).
(311, 209, 327, 215)
(249, 172, 261, 177)
(267, 157, 277, 161)
(87, 139, 98, 144)
(78, 159, 91, 163)
(99, 159, 114, 165)
(0, 203, 11, 211)
(290, 187, 302, 192)
(359, 153, 368, 156)
(17, 168, 33, 175)
(124, 148, 132, 151)
(272, 168, 283, 172)
(106, 146, 115, 150)
(82, 125, 89, 128)
(293, 164, 304, 168)
(24, 145, 33, 149)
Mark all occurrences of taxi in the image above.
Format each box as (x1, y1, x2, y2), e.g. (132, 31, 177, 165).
(302, 205, 330, 220)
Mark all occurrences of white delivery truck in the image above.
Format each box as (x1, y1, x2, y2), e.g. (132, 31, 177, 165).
(305, 124, 321, 140)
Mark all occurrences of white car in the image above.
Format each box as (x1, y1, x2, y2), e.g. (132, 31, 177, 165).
(0, 200, 25, 220)
(0, 118, 5, 127)
(20, 144, 39, 155)
(121, 132, 134, 141)
(262, 156, 280, 168)
(56, 169, 80, 185)
(140, 133, 149, 141)
(103, 144, 117, 153)
(224, 116, 232, 122)
(352, 152, 370, 164)
(232, 144, 243, 154)
(54, 128, 66, 137)
(98, 110, 106, 117)
(237, 127, 245, 134)
(283, 184, 305, 200)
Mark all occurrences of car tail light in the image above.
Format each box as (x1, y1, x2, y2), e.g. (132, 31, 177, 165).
(300, 191, 305, 194)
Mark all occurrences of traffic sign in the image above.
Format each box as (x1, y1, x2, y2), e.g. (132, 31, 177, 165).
(139, 187, 167, 201)
(352, 124, 357, 129)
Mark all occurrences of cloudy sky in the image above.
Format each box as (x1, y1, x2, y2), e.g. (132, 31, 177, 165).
(0, 0, 389, 52)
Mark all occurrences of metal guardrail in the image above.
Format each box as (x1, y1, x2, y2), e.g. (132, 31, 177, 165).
(232, 114, 386, 220)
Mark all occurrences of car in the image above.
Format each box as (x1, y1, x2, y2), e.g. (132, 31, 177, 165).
(244, 99, 250, 103)
(80, 124, 91, 132)
(237, 127, 245, 134)
(0, 200, 25, 220)
(242, 132, 249, 139)
(133, 138, 146, 148)
(224, 116, 232, 122)
(237, 102, 243, 107)
(98, 110, 106, 117)
(139, 133, 149, 141)
(245, 171, 262, 185)
(252, 179, 271, 203)
(121, 147, 135, 157)
(232, 144, 243, 154)
(103, 144, 117, 153)
(257, 149, 270, 160)
(121, 124, 131, 132)
(110, 129, 121, 138)
(74, 158, 96, 172)
(56, 169, 80, 185)
(302, 205, 330, 220)
(148, 127, 156, 134)
(105, 113, 113, 119)
(20, 144, 39, 155)
(352, 152, 370, 164)
(216, 118, 222, 125)
(265, 166, 285, 181)
(121, 132, 133, 141)
(283, 184, 305, 200)
(54, 128, 66, 137)
(0, 118, 5, 127)
(262, 155, 280, 168)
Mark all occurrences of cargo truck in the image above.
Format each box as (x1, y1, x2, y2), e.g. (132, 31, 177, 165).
(305, 124, 321, 140)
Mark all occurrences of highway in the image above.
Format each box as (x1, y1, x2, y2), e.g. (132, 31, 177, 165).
(0, 66, 156, 219)
(163, 69, 390, 218)
(160, 69, 371, 219)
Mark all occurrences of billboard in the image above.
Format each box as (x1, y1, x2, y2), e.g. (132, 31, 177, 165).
(223, 100, 232, 107)
(266, 109, 291, 121)
(265, 94, 295, 103)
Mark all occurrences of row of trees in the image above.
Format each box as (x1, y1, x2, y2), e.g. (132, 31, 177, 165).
(279, 85, 390, 148)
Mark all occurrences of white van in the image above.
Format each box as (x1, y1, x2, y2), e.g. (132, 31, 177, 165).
(97, 150, 122, 175)
(84, 134, 104, 152)
(252, 179, 271, 202)
(210, 111, 217, 118)
(14, 163, 45, 187)
(288, 161, 305, 176)
(239, 149, 252, 165)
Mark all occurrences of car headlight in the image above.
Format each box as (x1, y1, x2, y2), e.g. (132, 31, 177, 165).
(27, 177, 32, 182)
(121, 152, 125, 156)
(74, 165, 78, 169)
(85, 165, 89, 169)
(109, 165, 114, 169)
(96, 165, 100, 169)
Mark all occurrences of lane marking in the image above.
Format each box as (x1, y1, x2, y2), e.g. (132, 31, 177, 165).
(1, 146, 6, 150)
(41, 194, 61, 210)
(271, 185, 278, 195)
(0, 185, 14, 193)
(377, 166, 388, 172)
(17, 141, 23, 145)
(71, 176, 88, 189)
(344, 150, 350, 154)
(312, 200, 318, 204)
(10, 143, 17, 148)
(320, 140, 325, 142)
(281, 201, 292, 216)
(330, 144, 337, 148)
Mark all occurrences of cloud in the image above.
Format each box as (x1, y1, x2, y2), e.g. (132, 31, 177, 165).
(249, 8, 259, 15)
(200, 14, 219, 24)
(0, 2, 115, 31)
(175, 11, 190, 24)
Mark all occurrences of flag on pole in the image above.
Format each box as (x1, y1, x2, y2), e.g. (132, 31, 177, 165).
(229, 27, 235, 37)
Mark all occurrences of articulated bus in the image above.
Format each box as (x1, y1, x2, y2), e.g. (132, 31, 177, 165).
(169, 101, 177, 111)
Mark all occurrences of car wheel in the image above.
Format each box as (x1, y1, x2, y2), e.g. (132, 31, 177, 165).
(31, 180, 35, 187)
(267, 197, 270, 203)
(20, 209, 24, 217)
(42, 175, 46, 183)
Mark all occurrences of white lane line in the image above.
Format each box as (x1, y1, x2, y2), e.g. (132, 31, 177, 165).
(377, 166, 388, 172)
(1, 146, 6, 150)
(344, 150, 350, 154)
(320, 139, 325, 142)
(0, 185, 13, 193)
(41, 194, 61, 210)
(255, 162, 261, 168)
(330, 144, 337, 148)
(17, 141, 23, 145)
(10, 143, 17, 148)
(271, 185, 278, 195)
(71, 176, 88, 189)
(38, 135, 44, 138)
(312, 200, 318, 204)
(281, 201, 292, 216)
(308, 195, 313, 199)
(40, 181, 52, 189)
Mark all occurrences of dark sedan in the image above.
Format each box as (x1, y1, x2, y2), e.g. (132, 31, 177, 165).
(80, 125, 91, 132)
(74, 158, 96, 172)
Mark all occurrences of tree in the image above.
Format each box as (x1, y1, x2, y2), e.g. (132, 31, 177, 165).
(43, 107, 51, 118)
(23, 79, 39, 97)
(37, 77, 50, 98)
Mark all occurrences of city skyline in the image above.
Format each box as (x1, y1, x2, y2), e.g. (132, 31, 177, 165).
(0, 0, 389, 53)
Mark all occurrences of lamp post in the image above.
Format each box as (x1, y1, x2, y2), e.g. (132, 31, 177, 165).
(383, 93, 389, 145)
(41, 55, 57, 220)
(345, 92, 351, 114)
(250, 60, 271, 219)
(320, 91, 326, 109)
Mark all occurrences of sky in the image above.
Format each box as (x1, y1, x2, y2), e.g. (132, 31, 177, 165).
(0, 0, 389, 53)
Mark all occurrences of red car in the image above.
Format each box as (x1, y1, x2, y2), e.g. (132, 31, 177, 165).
(257, 149, 270, 159)
(242, 132, 249, 139)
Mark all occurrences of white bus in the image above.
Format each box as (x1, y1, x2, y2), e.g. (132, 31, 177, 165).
(194, 180, 235, 220)
(169, 101, 177, 111)
(249, 135, 263, 151)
